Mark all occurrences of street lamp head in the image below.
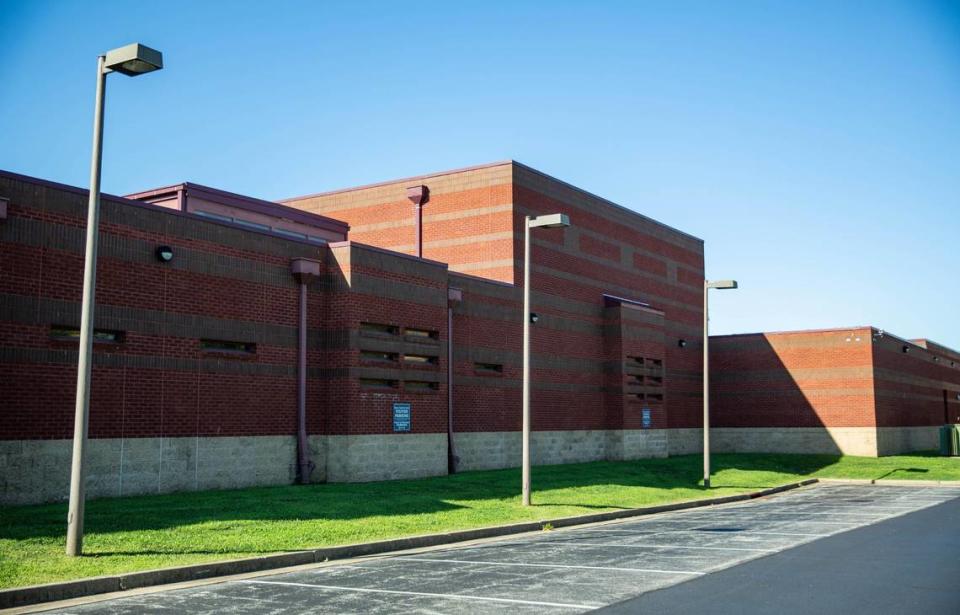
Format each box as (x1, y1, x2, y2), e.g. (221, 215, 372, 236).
(104, 43, 163, 76)
(528, 213, 570, 229)
(706, 279, 738, 290)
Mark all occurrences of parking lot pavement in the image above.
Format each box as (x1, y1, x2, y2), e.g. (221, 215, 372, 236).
(42, 484, 960, 614)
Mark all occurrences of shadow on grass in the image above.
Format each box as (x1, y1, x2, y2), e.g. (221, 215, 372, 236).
(85, 549, 298, 557)
(0, 453, 843, 544)
(531, 502, 634, 510)
(874, 467, 929, 481)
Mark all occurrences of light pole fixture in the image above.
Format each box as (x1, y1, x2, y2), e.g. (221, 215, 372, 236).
(67, 43, 163, 557)
(702, 279, 737, 489)
(522, 213, 570, 506)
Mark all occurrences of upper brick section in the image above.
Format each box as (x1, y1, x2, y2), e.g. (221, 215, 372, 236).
(281, 162, 515, 282)
(280, 161, 705, 287)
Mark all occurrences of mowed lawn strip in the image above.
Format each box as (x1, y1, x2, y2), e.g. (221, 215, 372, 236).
(2, 452, 957, 589)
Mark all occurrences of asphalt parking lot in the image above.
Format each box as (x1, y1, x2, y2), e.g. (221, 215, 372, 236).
(37, 483, 960, 614)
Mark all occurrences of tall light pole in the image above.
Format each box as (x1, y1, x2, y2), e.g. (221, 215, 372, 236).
(703, 279, 737, 489)
(67, 44, 163, 557)
(522, 213, 570, 506)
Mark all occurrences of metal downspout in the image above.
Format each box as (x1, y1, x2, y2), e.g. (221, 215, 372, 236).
(406, 185, 429, 258)
(447, 287, 462, 473)
(291, 258, 321, 484)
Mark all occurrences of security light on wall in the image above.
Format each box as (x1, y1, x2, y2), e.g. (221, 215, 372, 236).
(678, 339, 687, 348)
(529, 312, 540, 324)
(902, 345, 910, 353)
(155, 245, 174, 262)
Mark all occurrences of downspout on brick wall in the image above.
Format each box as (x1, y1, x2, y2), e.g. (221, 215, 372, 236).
(291, 258, 321, 484)
(406, 185, 429, 258)
(447, 287, 463, 473)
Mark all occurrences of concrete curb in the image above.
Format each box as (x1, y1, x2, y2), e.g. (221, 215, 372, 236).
(816, 477, 960, 487)
(0, 479, 818, 610)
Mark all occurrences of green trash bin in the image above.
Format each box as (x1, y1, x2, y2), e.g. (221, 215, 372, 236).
(942, 425, 960, 457)
(940, 426, 951, 456)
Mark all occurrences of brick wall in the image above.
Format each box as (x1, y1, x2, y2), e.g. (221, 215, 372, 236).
(284, 161, 706, 437)
(0, 171, 324, 443)
(872, 334, 960, 427)
(1, 161, 707, 499)
(710, 327, 960, 432)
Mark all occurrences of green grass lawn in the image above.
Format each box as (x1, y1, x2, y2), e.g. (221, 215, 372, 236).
(2, 452, 958, 589)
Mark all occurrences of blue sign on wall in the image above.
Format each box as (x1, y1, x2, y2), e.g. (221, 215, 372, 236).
(641, 407, 652, 429)
(393, 402, 411, 432)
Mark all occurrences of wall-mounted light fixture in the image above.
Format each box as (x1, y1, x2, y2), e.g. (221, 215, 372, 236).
(529, 312, 539, 325)
(155, 245, 174, 263)
(678, 339, 687, 348)
(902, 345, 910, 354)
(933, 356, 940, 362)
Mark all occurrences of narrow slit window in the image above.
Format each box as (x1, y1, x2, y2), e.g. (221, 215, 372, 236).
(649, 358, 663, 368)
(360, 350, 399, 363)
(274, 228, 307, 240)
(360, 322, 400, 336)
(628, 356, 645, 367)
(647, 393, 664, 402)
(405, 328, 439, 340)
(629, 375, 645, 385)
(194, 210, 233, 223)
(200, 339, 256, 354)
(403, 354, 438, 365)
(233, 218, 271, 232)
(475, 362, 504, 374)
(359, 378, 398, 389)
(51, 325, 124, 344)
(405, 381, 439, 392)
(648, 376, 663, 385)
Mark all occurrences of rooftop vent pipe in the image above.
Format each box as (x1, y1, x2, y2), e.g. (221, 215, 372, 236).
(406, 185, 429, 258)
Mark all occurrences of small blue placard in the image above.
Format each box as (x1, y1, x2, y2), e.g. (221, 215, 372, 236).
(393, 402, 411, 432)
(641, 407, 652, 429)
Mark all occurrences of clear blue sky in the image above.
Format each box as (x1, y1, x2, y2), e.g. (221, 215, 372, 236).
(2, 1, 958, 347)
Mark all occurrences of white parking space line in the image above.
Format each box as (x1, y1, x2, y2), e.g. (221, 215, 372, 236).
(702, 518, 857, 525)
(534, 542, 778, 552)
(399, 557, 706, 576)
(724, 510, 888, 518)
(235, 579, 601, 610)
(583, 528, 828, 538)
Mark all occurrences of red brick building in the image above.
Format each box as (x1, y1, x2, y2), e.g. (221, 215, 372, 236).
(3, 161, 954, 506)
(0, 162, 705, 505)
(709, 327, 960, 456)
